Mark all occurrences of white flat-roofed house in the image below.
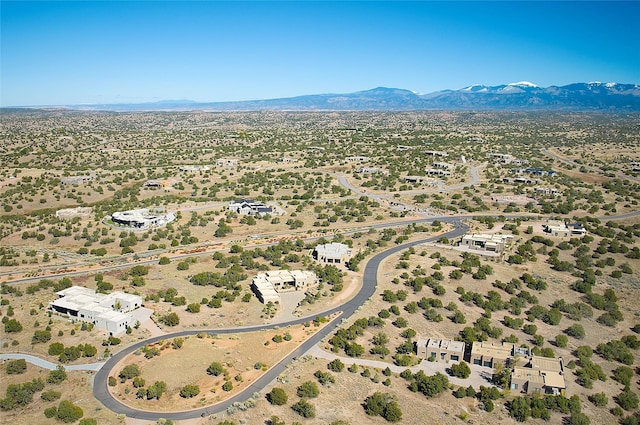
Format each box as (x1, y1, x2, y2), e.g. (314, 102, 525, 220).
(78, 306, 130, 336)
(425, 150, 448, 157)
(403, 176, 436, 186)
(487, 153, 513, 161)
(543, 220, 586, 238)
(228, 199, 274, 216)
(345, 156, 370, 162)
(144, 180, 163, 189)
(313, 242, 352, 264)
(461, 233, 514, 253)
(110, 209, 176, 229)
(356, 167, 384, 174)
(425, 168, 452, 176)
(49, 286, 143, 336)
(534, 187, 560, 196)
(432, 162, 454, 170)
(179, 165, 210, 172)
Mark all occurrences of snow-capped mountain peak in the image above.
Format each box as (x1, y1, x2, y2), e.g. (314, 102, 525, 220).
(507, 81, 539, 88)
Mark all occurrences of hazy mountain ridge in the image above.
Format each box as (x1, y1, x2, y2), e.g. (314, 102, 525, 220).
(38, 83, 640, 111)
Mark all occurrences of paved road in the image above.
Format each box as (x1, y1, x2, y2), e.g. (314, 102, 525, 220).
(0, 353, 105, 371)
(0, 216, 463, 286)
(92, 221, 469, 421)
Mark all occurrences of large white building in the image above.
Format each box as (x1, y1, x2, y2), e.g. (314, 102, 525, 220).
(110, 208, 176, 229)
(313, 242, 352, 264)
(461, 233, 514, 253)
(543, 220, 587, 237)
(251, 270, 318, 304)
(49, 286, 143, 336)
(228, 199, 273, 215)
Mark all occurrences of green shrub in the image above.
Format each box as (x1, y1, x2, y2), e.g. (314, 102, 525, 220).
(266, 387, 287, 405)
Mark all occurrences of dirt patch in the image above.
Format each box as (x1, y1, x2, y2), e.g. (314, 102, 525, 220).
(109, 321, 329, 412)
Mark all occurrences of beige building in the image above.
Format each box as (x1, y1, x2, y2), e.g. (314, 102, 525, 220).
(416, 338, 465, 362)
(470, 341, 514, 368)
(511, 356, 565, 396)
(251, 270, 317, 304)
(460, 233, 514, 253)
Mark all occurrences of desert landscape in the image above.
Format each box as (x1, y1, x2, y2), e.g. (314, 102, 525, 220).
(0, 110, 638, 425)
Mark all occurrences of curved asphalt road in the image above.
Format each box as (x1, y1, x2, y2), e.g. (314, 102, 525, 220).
(0, 353, 105, 371)
(92, 221, 469, 421)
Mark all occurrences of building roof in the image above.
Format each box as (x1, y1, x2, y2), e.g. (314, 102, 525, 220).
(112, 291, 142, 303)
(425, 338, 465, 352)
(462, 233, 514, 243)
(542, 371, 566, 389)
(530, 356, 563, 373)
(51, 286, 141, 314)
(471, 342, 513, 360)
(315, 242, 351, 259)
(512, 367, 545, 385)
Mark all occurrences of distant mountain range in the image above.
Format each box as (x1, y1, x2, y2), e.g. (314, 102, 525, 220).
(58, 82, 640, 111)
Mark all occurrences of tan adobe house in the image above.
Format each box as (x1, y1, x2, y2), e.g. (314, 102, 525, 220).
(470, 341, 514, 368)
(510, 356, 566, 396)
(416, 338, 465, 362)
(250, 270, 317, 304)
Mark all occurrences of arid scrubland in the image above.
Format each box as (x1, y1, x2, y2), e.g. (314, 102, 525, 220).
(0, 110, 639, 425)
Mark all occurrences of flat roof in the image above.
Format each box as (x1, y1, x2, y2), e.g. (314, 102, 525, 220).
(512, 367, 545, 384)
(112, 291, 141, 302)
(542, 371, 566, 389)
(531, 356, 563, 373)
(463, 233, 513, 242)
(425, 338, 465, 352)
(315, 242, 351, 258)
(471, 342, 513, 360)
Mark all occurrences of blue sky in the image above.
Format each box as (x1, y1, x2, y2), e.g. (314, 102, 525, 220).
(1, 1, 639, 106)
